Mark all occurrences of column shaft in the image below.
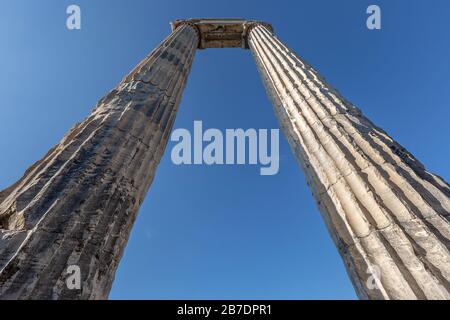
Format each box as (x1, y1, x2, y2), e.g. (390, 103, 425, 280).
(0, 24, 198, 299)
(249, 24, 450, 299)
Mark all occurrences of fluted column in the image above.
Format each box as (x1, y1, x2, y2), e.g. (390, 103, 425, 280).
(248, 24, 450, 299)
(0, 23, 198, 299)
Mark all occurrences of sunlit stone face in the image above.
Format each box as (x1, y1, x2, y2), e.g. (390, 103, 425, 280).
(171, 18, 273, 49)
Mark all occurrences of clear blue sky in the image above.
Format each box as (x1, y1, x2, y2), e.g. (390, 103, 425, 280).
(1, 0, 449, 299)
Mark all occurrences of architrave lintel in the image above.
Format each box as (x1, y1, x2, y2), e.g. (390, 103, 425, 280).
(170, 18, 273, 49)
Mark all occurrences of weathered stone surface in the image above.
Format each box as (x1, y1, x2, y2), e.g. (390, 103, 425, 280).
(248, 24, 450, 299)
(0, 24, 198, 299)
(171, 18, 272, 49)
(1, 18, 449, 300)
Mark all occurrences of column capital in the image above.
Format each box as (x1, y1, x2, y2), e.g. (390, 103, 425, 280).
(171, 18, 273, 49)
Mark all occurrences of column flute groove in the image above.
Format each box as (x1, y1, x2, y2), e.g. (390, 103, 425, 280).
(249, 23, 450, 299)
(1, 17, 449, 301)
(256, 26, 450, 217)
(0, 23, 198, 299)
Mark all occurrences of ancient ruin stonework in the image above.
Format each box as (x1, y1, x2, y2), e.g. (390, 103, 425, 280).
(0, 18, 449, 299)
(0, 23, 198, 299)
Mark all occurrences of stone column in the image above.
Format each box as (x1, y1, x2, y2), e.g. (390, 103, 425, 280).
(0, 23, 198, 299)
(248, 24, 450, 299)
